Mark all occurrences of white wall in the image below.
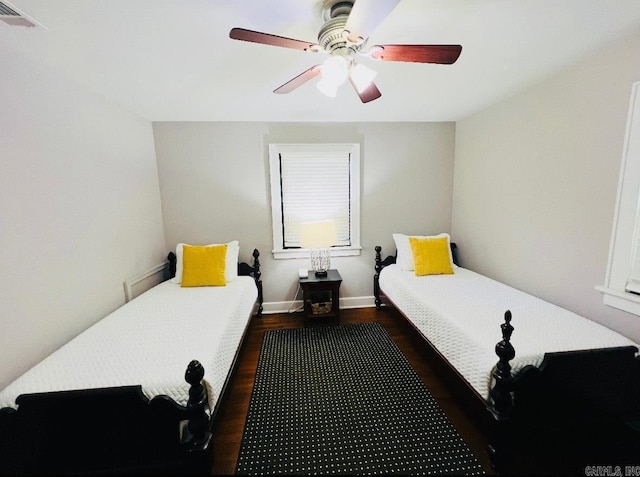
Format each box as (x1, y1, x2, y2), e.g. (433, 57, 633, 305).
(0, 45, 166, 390)
(153, 121, 456, 309)
(452, 30, 640, 342)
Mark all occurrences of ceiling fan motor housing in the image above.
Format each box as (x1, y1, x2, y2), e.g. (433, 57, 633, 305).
(318, 1, 361, 57)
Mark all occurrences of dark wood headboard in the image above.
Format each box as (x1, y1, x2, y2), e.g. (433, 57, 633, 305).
(374, 242, 458, 269)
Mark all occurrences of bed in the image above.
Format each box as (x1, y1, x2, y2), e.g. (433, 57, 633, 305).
(374, 234, 640, 473)
(0, 244, 262, 474)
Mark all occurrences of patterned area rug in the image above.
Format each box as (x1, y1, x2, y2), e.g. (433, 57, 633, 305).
(235, 323, 484, 475)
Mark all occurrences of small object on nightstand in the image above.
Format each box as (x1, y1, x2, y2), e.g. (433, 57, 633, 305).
(298, 268, 308, 278)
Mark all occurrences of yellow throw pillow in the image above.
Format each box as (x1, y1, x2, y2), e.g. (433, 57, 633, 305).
(181, 244, 227, 287)
(409, 236, 454, 276)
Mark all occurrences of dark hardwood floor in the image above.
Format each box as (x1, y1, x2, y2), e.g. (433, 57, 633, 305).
(209, 306, 494, 475)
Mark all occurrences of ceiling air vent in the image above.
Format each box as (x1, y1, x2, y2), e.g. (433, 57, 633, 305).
(0, 1, 40, 28)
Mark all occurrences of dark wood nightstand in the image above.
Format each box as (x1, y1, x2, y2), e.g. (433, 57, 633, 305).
(299, 269, 342, 320)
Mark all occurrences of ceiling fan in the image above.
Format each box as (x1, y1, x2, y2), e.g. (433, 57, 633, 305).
(229, 0, 462, 103)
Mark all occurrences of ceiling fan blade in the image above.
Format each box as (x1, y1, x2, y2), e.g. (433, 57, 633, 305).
(274, 66, 321, 94)
(368, 44, 462, 64)
(229, 27, 320, 52)
(348, 76, 382, 103)
(343, 0, 401, 43)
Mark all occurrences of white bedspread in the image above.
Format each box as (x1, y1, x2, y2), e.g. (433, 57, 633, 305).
(0, 277, 257, 410)
(379, 265, 638, 400)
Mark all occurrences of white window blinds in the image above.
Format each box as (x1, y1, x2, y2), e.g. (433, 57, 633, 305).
(279, 150, 351, 248)
(268, 143, 361, 259)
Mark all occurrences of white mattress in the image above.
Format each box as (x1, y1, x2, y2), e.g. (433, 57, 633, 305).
(0, 277, 257, 410)
(379, 265, 639, 400)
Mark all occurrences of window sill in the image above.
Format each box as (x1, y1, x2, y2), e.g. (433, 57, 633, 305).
(273, 246, 362, 260)
(595, 285, 640, 316)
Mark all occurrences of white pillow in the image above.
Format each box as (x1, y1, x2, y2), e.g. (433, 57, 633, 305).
(172, 241, 240, 284)
(392, 233, 456, 271)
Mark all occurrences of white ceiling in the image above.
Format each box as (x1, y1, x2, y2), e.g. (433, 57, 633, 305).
(2, 0, 640, 122)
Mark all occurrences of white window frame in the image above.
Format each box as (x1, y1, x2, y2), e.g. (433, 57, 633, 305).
(268, 143, 361, 259)
(597, 81, 640, 316)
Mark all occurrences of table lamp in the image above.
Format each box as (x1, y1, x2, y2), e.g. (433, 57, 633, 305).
(300, 220, 337, 277)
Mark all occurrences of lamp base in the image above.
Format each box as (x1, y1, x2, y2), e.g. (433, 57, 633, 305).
(310, 248, 331, 278)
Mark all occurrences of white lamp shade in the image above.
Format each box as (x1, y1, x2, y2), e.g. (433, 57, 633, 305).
(320, 56, 349, 85)
(300, 220, 337, 249)
(316, 78, 339, 97)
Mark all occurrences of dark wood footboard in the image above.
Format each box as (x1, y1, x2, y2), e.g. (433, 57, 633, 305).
(0, 360, 214, 474)
(488, 312, 640, 473)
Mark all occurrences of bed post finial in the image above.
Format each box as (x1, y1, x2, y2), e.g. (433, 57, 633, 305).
(374, 246, 383, 309)
(490, 309, 515, 418)
(167, 251, 177, 279)
(252, 249, 263, 316)
(488, 310, 516, 471)
(183, 360, 212, 451)
(374, 245, 397, 309)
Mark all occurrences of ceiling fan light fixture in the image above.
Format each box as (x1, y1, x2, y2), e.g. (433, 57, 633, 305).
(350, 63, 377, 94)
(320, 55, 349, 86)
(316, 78, 339, 98)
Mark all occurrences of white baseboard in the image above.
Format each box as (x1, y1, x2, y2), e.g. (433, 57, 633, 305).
(261, 296, 376, 315)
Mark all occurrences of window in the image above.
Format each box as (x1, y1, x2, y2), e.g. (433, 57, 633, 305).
(269, 143, 361, 259)
(597, 81, 640, 315)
